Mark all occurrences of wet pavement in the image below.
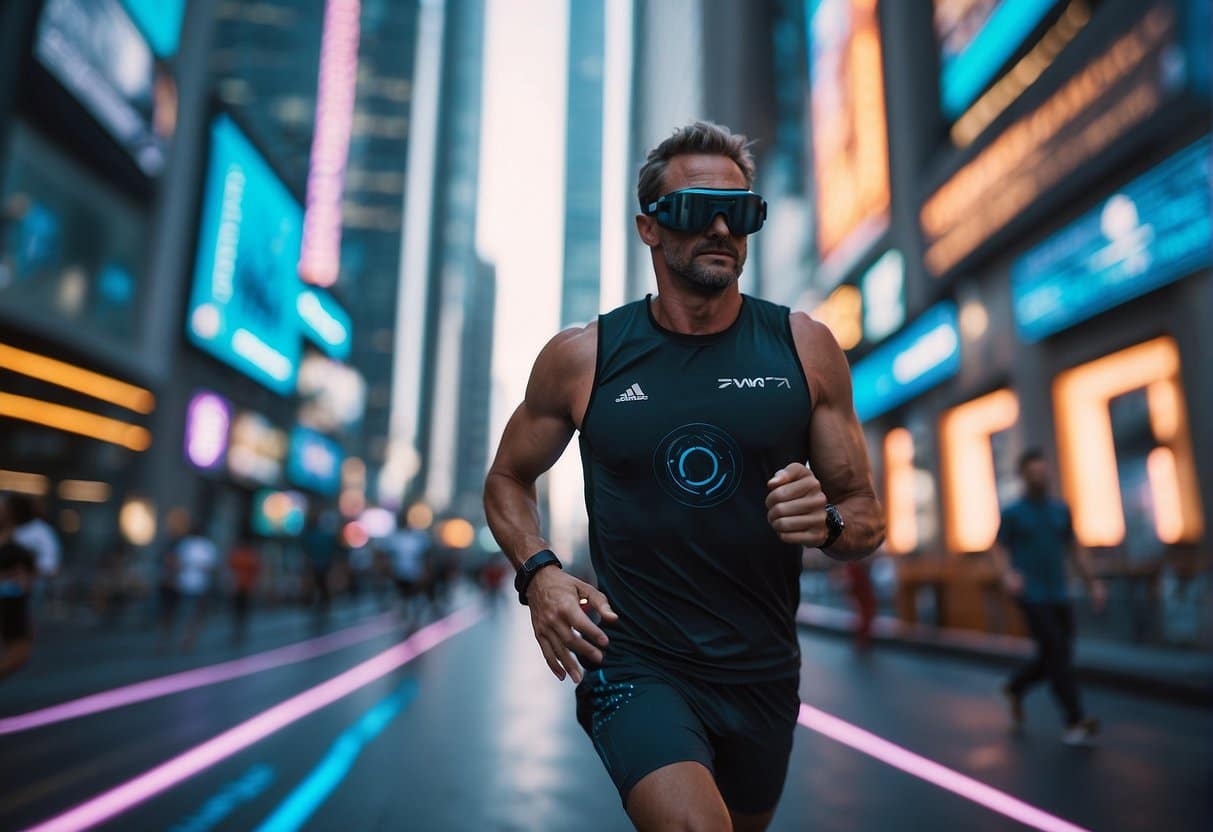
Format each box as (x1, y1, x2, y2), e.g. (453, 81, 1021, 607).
(1, 594, 1208, 831)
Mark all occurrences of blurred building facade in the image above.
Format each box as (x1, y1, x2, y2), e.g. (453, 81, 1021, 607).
(617, 0, 1211, 652)
(0, 0, 425, 600)
(801, 0, 1212, 651)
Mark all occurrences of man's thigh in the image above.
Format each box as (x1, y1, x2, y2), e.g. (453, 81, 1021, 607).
(626, 761, 731, 832)
(575, 666, 715, 809)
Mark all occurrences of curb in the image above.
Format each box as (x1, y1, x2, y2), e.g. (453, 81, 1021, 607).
(796, 604, 1213, 708)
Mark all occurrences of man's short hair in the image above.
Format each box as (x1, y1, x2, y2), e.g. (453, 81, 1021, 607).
(636, 122, 756, 210)
(1018, 448, 1046, 472)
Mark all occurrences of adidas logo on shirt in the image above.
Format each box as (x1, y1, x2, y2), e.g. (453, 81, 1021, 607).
(615, 383, 649, 402)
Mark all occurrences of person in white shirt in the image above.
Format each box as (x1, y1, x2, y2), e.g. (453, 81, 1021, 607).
(379, 516, 430, 627)
(175, 527, 217, 651)
(9, 495, 61, 580)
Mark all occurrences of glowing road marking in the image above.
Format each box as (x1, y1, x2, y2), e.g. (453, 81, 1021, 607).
(168, 764, 275, 832)
(254, 679, 418, 831)
(22, 608, 481, 832)
(797, 704, 1092, 832)
(0, 613, 402, 735)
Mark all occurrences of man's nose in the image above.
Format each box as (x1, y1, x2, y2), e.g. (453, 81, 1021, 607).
(706, 212, 731, 237)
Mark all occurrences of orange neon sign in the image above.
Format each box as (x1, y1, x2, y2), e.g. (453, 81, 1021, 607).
(809, 0, 890, 281)
(1053, 337, 1203, 547)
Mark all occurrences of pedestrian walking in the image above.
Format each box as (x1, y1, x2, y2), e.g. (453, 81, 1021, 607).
(993, 448, 1107, 745)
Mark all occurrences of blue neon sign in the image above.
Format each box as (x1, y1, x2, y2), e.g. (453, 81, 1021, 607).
(298, 287, 352, 361)
(1011, 137, 1212, 342)
(937, 0, 1056, 119)
(188, 115, 304, 395)
(286, 427, 343, 496)
(119, 0, 185, 58)
(851, 301, 961, 422)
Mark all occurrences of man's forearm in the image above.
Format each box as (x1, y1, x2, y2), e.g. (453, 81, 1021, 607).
(823, 494, 885, 561)
(483, 470, 553, 569)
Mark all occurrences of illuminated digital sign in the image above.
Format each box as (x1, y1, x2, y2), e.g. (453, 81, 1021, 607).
(861, 250, 905, 343)
(188, 114, 304, 395)
(921, 4, 1194, 278)
(298, 287, 352, 361)
(228, 411, 287, 486)
(934, 0, 1057, 119)
(286, 426, 343, 496)
(812, 285, 862, 350)
(851, 301, 961, 422)
(298, 353, 365, 433)
(184, 391, 230, 471)
(119, 0, 186, 57)
(1012, 137, 1211, 341)
(35, 0, 170, 176)
(807, 0, 890, 287)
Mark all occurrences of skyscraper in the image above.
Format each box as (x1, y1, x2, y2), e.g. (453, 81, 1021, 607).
(452, 258, 496, 515)
(413, 0, 488, 513)
(561, 0, 606, 327)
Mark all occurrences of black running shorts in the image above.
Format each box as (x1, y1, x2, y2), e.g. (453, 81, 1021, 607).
(574, 659, 799, 814)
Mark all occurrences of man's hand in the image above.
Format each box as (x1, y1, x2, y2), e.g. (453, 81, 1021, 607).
(525, 566, 618, 684)
(766, 463, 829, 547)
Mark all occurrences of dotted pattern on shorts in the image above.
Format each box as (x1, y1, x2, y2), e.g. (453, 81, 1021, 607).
(589, 677, 636, 739)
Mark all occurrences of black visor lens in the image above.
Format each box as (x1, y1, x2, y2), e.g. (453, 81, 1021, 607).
(658, 190, 766, 234)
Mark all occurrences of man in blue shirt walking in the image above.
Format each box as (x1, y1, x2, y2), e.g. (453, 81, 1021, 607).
(992, 449, 1106, 745)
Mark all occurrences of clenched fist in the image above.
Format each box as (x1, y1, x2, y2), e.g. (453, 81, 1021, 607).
(766, 462, 829, 547)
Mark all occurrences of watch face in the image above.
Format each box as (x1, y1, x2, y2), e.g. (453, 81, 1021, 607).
(827, 505, 843, 528)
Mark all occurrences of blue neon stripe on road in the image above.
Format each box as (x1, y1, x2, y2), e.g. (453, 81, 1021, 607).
(255, 679, 419, 832)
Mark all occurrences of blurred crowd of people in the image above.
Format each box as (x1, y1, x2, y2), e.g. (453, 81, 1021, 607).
(0, 492, 509, 682)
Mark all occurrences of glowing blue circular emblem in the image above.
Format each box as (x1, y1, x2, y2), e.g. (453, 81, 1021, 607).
(653, 423, 743, 508)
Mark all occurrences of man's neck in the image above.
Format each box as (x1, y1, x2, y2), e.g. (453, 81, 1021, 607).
(649, 285, 743, 335)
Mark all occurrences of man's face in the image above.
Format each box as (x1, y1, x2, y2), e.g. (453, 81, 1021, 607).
(646, 154, 750, 293)
(1021, 459, 1050, 494)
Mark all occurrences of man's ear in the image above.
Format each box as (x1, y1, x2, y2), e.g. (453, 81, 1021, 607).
(635, 214, 661, 247)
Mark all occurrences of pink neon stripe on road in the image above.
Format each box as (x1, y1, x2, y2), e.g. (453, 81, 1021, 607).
(797, 704, 1092, 832)
(0, 613, 403, 735)
(23, 608, 482, 832)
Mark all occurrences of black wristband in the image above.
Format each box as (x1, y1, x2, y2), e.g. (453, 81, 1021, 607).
(515, 549, 562, 606)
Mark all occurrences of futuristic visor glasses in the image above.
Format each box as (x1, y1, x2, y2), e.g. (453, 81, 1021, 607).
(643, 188, 768, 235)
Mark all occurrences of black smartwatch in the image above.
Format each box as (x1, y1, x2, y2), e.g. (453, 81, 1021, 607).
(515, 549, 562, 606)
(822, 504, 845, 550)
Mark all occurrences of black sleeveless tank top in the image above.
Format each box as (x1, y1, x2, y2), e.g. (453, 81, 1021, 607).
(579, 294, 812, 682)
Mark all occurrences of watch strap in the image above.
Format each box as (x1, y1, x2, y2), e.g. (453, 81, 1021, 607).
(515, 549, 562, 605)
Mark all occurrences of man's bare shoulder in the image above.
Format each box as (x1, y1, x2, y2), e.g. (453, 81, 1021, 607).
(527, 320, 598, 401)
(538, 320, 597, 376)
(787, 310, 851, 404)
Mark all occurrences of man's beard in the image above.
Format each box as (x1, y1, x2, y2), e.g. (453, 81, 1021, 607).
(665, 243, 743, 293)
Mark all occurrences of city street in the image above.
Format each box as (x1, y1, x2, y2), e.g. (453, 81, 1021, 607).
(2, 598, 1207, 831)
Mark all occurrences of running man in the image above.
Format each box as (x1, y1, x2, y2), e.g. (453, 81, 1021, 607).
(993, 448, 1106, 745)
(484, 122, 885, 831)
